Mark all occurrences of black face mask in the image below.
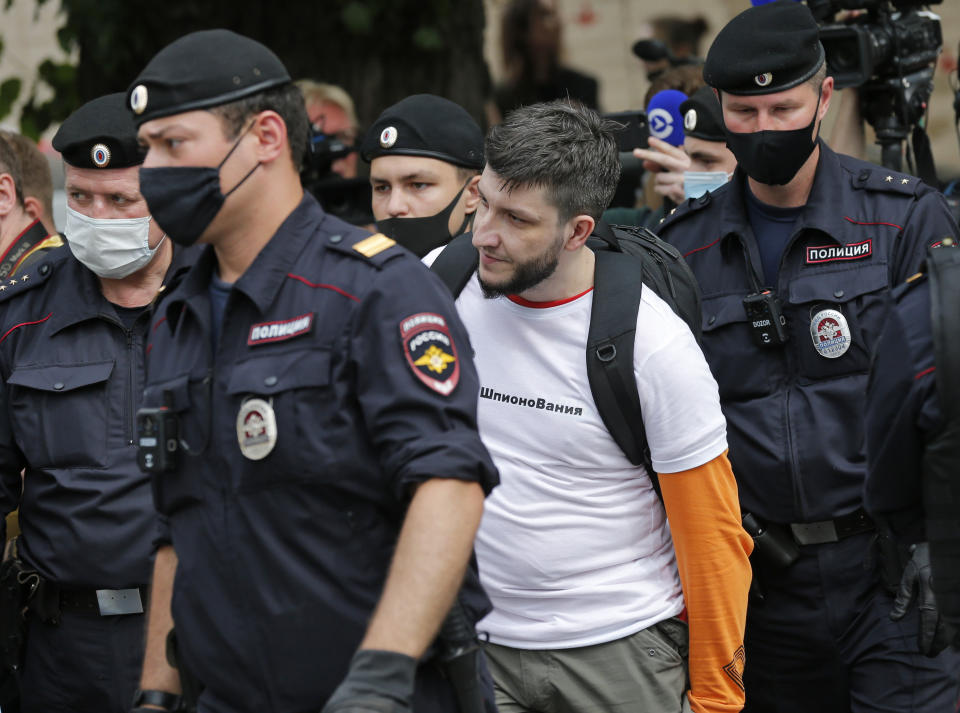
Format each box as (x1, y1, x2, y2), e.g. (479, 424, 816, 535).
(723, 91, 821, 186)
(375, 180, 472, 258)
(139, 124, 260, 247)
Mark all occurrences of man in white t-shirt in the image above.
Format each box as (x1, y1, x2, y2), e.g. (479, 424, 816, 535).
(428, 100, 754, 713)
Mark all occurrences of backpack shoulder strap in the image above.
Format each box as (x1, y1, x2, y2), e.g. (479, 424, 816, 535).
(428, 233, 478, 298)
(586, 249, 661, 497)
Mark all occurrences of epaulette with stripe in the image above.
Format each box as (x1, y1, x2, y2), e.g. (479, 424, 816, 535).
(326, 232, 406, 268)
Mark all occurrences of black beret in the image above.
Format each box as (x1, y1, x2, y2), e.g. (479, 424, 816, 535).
(680, 87, 725, 142)
(360, 94, 484, 170)
(703, 0, 824, 96)
(53, 92, 143, 169)
(126, 29, 290, 126)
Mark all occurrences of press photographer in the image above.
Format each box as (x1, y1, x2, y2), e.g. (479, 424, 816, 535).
(812, 0, 943, 177)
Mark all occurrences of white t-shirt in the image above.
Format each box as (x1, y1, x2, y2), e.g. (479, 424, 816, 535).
(428, 253, 727, 649)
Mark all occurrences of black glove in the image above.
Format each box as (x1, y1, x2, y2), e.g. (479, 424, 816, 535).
(889, 542, 954, 657)
(321, 649, 417, 713)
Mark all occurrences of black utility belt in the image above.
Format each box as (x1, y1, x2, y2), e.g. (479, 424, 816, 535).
(788, 507, 874, 546)
(744, 507, 874, 571)
(55, 585, 148, 617)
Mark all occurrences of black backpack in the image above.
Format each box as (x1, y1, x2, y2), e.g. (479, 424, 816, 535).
(429, 220, 702, 493)
(924, 244, 960, 632)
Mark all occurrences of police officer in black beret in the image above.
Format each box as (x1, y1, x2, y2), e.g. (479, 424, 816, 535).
(655, 1, 960, 710)
(360, 94, 484, 258)
(0, 92, 183, 713)
(126, 29, 498, 713)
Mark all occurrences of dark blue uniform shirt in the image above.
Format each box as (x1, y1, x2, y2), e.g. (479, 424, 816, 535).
(143, 193, 498, 713)
(0, 247, 165, 588)
(656, 141, 958, 524)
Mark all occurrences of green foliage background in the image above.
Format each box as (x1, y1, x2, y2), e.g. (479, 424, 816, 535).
(0, 0, 490, 137)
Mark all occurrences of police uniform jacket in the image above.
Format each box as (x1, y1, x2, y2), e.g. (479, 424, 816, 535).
(0, 246, 164, 589)
(143, 193, 498, 713)
(656, 141, 958, 524)
(864, 276, 935, 532)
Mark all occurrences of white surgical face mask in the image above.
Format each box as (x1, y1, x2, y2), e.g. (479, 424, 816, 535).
(65, 206, 165, 279)
(683, 170, 733, 201)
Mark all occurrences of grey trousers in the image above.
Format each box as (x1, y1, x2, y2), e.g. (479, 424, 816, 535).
(484, 617, 693, 713)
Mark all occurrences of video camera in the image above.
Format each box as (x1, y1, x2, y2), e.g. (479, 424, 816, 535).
(300, 127, 373, 226)
(811, 0, 942, 89)
(810, 0, 942, 172)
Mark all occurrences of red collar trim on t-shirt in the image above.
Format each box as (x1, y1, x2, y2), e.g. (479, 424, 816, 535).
(507, 286, 594, 309)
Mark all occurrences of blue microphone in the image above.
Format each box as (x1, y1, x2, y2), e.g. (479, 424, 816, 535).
(645, 89, 688, 147)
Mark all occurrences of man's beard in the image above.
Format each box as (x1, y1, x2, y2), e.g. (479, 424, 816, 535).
(479, 233, 565, 299)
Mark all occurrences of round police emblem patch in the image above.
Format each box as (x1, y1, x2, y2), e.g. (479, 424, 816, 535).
(236, 397, 278, 460)
(755, 72, 773, 88)
(380, 126, 398, 149)
(399, 312, 460, 396)
(810, 309, 851, 359)
(91, 143, 111, 168)
(130, 84, 148, 115)
(684, 108, 697, 132)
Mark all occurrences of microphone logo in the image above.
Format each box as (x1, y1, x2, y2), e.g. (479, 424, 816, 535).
(648, 108, 675, 140)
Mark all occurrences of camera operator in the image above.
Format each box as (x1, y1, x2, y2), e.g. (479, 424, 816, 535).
(297, 81, 373, 227)
(812, 0, 942, 179)
(297, 80, 359, 180)
(656, 2, 960, 710)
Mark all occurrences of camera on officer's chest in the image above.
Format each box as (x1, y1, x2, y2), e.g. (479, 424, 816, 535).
(136, 406, 180, 473)
(743, 290, 789, 347)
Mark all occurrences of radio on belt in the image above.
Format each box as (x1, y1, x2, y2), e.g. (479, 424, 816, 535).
(743, 290, 788, 347)
(136, 405, 180, 473)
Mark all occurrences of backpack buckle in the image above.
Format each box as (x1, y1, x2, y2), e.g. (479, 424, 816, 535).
(596, 344, 617, 362)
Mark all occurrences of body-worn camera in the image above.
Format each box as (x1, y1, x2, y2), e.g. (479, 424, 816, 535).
(136, 407, 180, 474)
(743, 290, 789, 348)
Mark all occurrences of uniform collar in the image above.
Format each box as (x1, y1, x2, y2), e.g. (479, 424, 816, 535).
(45, 243, 199, 335)
(232, 192, 321, 314)
(718, 141, 853, 250)
(0, 219, 49, 277)
(46, 252, 120, 334)
(164, 192, 324, 327)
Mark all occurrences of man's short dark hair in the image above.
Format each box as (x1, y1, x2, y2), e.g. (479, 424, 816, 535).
(208, 83, 309, 170)
(456, 166, 480, 184)
(1, 131, 51, 218)
(485, 101, 620, 223)
(0, 136, 24, 206)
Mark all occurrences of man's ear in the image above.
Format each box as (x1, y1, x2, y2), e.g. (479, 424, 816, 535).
(251, 110, 288, 165)
(0, 174, 17, 218)
(462, 174, 481, 215)
(818, 75, 835, 121)
(22, 196, 43, 224)
(565, 214, 595, 251)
